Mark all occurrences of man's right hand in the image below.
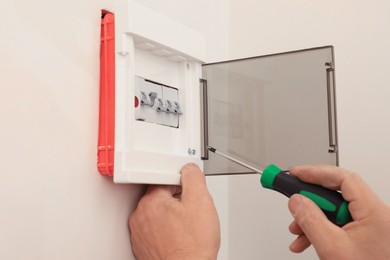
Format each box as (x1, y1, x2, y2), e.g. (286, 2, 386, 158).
(287, 165, 390, 259)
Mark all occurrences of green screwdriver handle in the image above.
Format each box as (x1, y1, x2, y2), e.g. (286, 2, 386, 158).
(260, 164, 352, 226)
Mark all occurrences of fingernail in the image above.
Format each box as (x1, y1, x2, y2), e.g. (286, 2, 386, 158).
(289, 194, 303, 217)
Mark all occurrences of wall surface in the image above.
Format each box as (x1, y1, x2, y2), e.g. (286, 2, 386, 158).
(0, 0, 229, 259)
(227, 0, 390, 259)
(3, 0, 389, 259)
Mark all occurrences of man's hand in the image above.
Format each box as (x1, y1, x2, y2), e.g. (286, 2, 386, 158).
(129, 163, 220, 260)
(288, 165, 390, 259)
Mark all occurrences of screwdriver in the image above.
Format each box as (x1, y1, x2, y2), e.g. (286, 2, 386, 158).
(207, 146, 352, 226)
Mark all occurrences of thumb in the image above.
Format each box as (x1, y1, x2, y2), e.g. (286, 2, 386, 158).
(180, 163, 209, 202)
(288, 194, 343, 254)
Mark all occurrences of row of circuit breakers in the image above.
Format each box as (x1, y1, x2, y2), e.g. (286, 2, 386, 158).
(135, 76, 182, 128)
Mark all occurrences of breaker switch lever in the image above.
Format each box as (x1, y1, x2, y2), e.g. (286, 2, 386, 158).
(140, 91, 158, 107)
(149, 92, 158, 106)
(157, 98, 168, 112)
(174, 101, 183, 115)
(166, 100, 175, 113)
(140, 91, 152, 106)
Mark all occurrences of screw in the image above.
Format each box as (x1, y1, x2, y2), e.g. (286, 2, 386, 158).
(188, 148, 196, 155)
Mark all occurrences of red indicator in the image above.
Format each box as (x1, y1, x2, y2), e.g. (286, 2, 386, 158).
(135, 96, 139, 107)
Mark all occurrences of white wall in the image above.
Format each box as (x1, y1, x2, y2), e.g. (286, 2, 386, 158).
(0, 0, 229, 259)
(227, 0, 390, 259)
(4, 1, 388, 259)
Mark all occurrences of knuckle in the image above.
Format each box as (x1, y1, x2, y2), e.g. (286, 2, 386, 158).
(129, 211, 141, 230)
(297, 213, 315, 231)
(128, 214, 136, 228)
(348, 171, 360, 180)
(136, 196, 155, 215)
(344, 171, 361, 185)
(137, 196, 148, 209)
(295, 199, 316, 230)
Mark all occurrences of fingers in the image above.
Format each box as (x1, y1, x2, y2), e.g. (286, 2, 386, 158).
(289, 164, 350, 190)
(289, 220, 303, 235)
(289, 220, 311, 253)
(180, 163, 209, 202)
(141, 163, 206, 203)
(289, 234, 311, 253)
(289, 164, 382, 220)
(146, 184, 181, 198)
(288, 194, 343, 254)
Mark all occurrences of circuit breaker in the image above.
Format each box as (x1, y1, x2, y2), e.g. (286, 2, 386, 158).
(98, 1, 339, 185)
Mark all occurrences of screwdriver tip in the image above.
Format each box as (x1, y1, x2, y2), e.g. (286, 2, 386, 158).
(207, 146, 216, 153)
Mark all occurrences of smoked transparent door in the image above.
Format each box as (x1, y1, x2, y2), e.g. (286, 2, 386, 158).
(201, 46, 338, 175)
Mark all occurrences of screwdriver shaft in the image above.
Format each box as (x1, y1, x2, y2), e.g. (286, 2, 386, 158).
(207, 146, 263, 174)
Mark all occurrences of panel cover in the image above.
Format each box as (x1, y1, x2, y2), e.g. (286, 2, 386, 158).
(202, 46, 338, 175)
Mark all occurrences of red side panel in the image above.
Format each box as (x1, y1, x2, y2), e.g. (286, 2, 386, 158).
(97, 11, 115, 176)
